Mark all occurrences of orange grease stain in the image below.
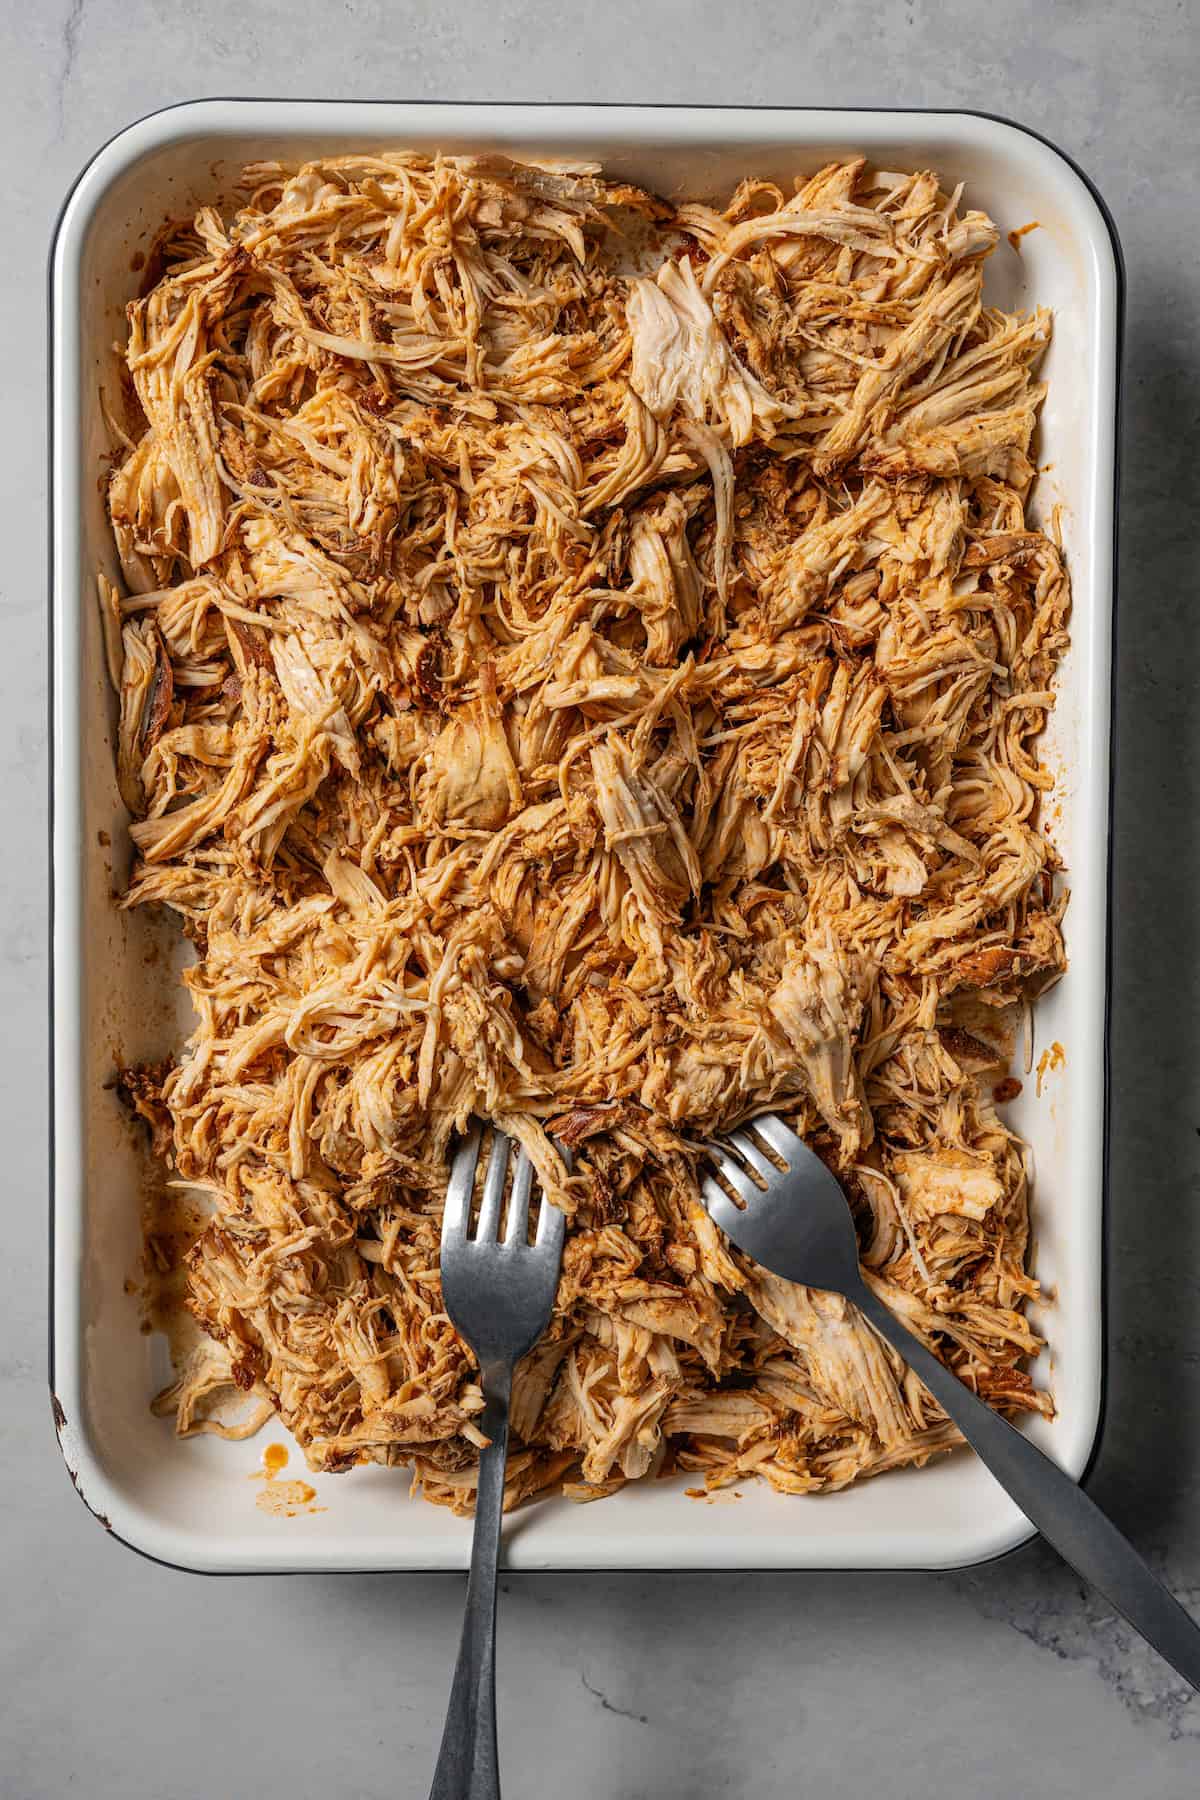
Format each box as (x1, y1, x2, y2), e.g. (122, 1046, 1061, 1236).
(250, 1443, 325, 1517)
(1036, 1040, 1066, 1096)
(1008, 220, 1042, 251)
(255, 1479, 323, 1519)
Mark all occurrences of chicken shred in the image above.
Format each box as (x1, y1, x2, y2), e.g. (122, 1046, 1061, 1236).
(105, 150, 1066, 1512)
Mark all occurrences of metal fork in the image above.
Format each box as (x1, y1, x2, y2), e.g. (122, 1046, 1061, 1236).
(429, 1123, 566, 1800)
(703, 1112, 1200, 1692)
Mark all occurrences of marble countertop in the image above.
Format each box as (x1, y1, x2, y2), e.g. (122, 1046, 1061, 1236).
(6, 2, 1200, 1793)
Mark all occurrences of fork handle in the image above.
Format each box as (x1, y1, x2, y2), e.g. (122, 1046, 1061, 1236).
(851, 1281, 1200, 1690)
(429, 1366, 512, 1800)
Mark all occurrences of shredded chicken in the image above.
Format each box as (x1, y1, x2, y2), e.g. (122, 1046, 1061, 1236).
(104, 151, 1067, 1512)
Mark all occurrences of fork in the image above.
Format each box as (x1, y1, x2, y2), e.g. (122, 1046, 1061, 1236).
(703, 1112, 1200, 1691)
(429, 1123, 567, 1800)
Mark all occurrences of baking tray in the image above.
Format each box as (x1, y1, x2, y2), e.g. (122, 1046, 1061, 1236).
(49, 102, 1121, 1573)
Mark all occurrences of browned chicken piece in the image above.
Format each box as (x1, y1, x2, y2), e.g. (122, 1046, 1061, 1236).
(104, 149, 1067, 1511)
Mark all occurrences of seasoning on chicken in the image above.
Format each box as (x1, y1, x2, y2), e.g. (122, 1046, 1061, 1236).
(105, 150, 1066, 1511)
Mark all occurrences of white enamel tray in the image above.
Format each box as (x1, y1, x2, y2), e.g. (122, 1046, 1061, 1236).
(50, 103, 1120, 1572)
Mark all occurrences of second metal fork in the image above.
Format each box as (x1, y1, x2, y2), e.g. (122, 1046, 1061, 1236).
(429, 1123, 566, 1800)
(702, 1111, 1200, 1692)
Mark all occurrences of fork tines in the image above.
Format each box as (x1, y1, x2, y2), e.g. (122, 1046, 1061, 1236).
(702, 1115, 807, 1222)
(442, 1123, 563, 1250)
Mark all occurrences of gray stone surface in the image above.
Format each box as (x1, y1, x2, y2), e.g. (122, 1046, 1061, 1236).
(5, 1, 1200, 1793)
